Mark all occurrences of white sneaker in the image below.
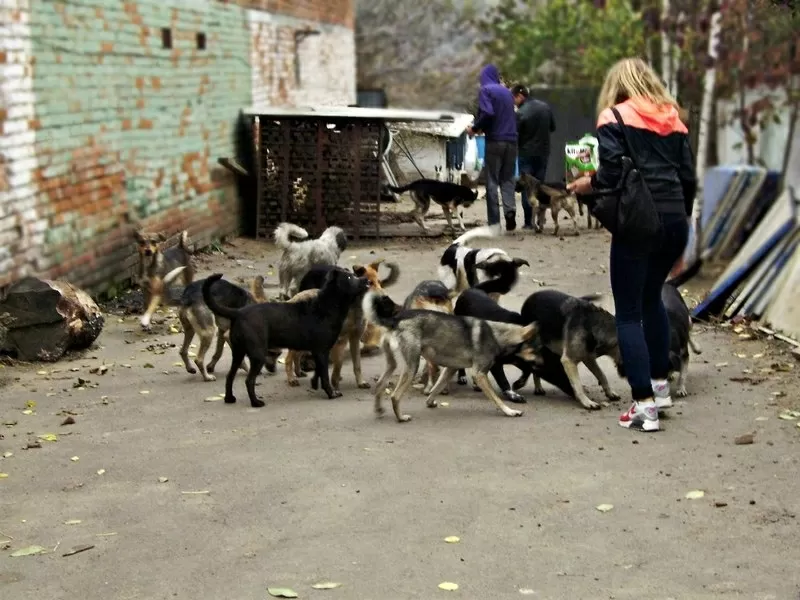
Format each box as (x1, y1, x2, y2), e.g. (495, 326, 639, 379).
(652, 379, 672, 410)
(618, 400, 660, 432)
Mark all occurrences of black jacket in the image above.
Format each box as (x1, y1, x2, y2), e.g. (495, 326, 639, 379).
(590, 99, 697, 216)
(516, 97, 555, 159)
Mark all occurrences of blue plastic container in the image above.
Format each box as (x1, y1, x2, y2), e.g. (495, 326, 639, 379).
(474, 135, 519, 177)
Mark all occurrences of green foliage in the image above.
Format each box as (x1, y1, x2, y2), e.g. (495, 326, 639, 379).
(475, 0, 651, 88)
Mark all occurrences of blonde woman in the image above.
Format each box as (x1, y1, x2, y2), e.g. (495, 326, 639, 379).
(567, 58, 697, 433)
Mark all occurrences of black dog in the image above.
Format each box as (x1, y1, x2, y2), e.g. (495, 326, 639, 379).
(385, 179, 479, 232)
(454, 288, 575, 403)
(201, 270, 369, 407)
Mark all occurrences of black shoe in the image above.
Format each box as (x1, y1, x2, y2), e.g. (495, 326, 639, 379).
(505, 213, 516, 231)
(522, 224, 535, 231)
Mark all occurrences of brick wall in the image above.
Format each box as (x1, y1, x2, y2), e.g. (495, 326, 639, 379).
(0, 0, 356, 296)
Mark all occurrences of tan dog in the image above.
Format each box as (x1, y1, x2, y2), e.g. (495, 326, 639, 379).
(357, 259, 401, 354)
(134, 229, 195, 328)
(517, 174, 581, 236)
(178, 275, 267, 382)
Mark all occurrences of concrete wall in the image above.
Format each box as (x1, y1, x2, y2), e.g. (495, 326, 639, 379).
(0, 0, 356, 294)
(392, 133, 447, 181)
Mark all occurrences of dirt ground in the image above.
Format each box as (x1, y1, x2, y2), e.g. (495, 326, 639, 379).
(2, 205, 800, 600)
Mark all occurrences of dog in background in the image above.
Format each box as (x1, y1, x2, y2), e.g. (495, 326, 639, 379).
(273, 222, 348, 299)
(178, 275, 268, 382)
(516, 174, 581, 236)
(512, 290, 623, 410)
(662, 263, 703, 398)
(433, 166, 443, 181)
(384, 179, 479, 233)
(202, 269, 369, 406)
(134, 229, 195, 328)
(363, 290, 544, 423)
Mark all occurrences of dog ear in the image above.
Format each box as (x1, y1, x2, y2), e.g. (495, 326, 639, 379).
(521, 322, 539, 341)
(512, 257, 530, 268)
(352, 265, 366, 277)
(368, 258, 385, 269)
(157, 232, 168, 242)
(133, 230, 145, 243)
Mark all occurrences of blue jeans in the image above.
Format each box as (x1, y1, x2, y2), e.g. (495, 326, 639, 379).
(610, 214, 689, 400)
(518, 155, 547, 227)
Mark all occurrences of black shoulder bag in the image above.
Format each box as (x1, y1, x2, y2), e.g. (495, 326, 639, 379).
(589, 107, 662, 245)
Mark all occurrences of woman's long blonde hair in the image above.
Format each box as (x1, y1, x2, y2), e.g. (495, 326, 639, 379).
(596, 57, 680, 117)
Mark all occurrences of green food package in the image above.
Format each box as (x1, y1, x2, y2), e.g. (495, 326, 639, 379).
(565, 133, 599, 183)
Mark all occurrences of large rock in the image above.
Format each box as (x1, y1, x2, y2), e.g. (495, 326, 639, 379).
(0, 277, 105, 362)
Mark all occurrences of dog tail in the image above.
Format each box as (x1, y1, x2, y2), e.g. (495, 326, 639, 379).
(474, 259, 524, 296)
(665, 258, 702, 288)
(273, 222, 309, 250)
(362, 290, 401, 330)
(452, 224, 502, 246)
(579, 293, 605, 305)
(385, 183, 414, 195)
(250, 275, 267, 303)
(380, 261, 401, 288)
(177, 230, 191, 250)
(163, 266, 187, 286)
(202, 274, 242, 321)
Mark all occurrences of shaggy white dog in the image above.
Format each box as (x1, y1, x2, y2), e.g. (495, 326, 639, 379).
(273, 222, 348, 299)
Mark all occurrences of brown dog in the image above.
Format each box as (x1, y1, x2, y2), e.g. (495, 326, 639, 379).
(517, 174, 581, 236)
(134, 229, 195, 328)
(357, 259, 400, 355)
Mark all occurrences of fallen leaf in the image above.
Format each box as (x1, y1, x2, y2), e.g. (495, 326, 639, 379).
(755, 416, 769, 421)
(143, 363, 155, 369)
(172, 362, 183, 367)
(37, 433, 58, 442)
(714, 501, 728, 508)
(181, 490, 210, 495)
(3, 451, 13, 458)
(0, 473, 8, 479)
(771, 362, 793, 372)
(735, 353, 747, 358)
(70, 456, 80, 462)
(25, 400, 36, 409)
(169, 325, 180, 334)
(64, 519, 82, 525)
(778, 411, 798, 421)
(771, 391, 786, 397)
(10, 545, 46, 557)
(752, 353, 764, 359)
(438, 582, 459, 591)
(96, 469, 105, 475)
(61, 416, 76, 426)
(734, 433, 755, 445)
(596, 503, 614, 512)
(36, 370, 48, 375)
(267, 587, 298, 598)
(715, 362, 729, 367)
(95, 532, 117, 537)
(440, 401, 450, 407)
(444, 536, 460, 543)
(204, 396, 223, 402)
(62, 544, 94, 557)
(519, 589, 537, 595)
(139, 390, 150, 395)
(685, 490, 705, 500)
(21, 410, 34, 415)
(158, 477, 169, 483)
(311, 582, 342, 589)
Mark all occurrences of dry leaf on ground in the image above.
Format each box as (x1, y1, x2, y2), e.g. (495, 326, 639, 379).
(37, 433, 58, 442)
(10, 545, 46, 557)
(438, 582, 459, 591)
(158, 477, 169, 483)
(267, 587, 298, 598)
(734, 433, 755, 445)
(444, 536, 460, 543)
(311, 582, 342, 589)
(64, 519, 82, 525)
(0, 473, 8, 479)
(685, 490, 705, 500)
(596, 504, 614, 512)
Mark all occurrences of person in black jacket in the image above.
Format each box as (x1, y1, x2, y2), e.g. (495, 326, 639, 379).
(567, 57, 697, 434)
(511, 84, 556, 230)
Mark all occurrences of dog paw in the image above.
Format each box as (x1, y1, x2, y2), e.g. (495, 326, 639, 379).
(329, 390, 344, 399)
(251, 399, 265, 408)
(310, 379, 319, 390)
(288, 379, 300, 387)
(397, 414, 412, 423)
(457, 375, 468, 386)
(533, 387, 546, 396)
(426, 398, 438, 408)
(512, 378, 527, 391)
(206, 364, 216, 374)
(606, 391, 622, 402)
(375, 405, 385, 416)
(358, 381, 371, 389)
(440, 387, 450, 396)
(186, 366, 197, 375)
(580, 398, 601, 410)
(202, 374, 217, 382)
(504, 390, 527, 404)
(224, 395, 237, 404)
(505, 409, 524, 417)
(676, 387, 688, 398)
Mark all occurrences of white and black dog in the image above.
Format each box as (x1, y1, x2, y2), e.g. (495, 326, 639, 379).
(438, 225, 529, 294)
(273, 222, 348, 299)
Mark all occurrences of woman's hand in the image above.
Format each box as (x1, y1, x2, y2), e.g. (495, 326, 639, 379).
(567, 175, 592, 195)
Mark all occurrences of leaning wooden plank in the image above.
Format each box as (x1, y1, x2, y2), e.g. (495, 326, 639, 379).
(217, 157, 250, 177)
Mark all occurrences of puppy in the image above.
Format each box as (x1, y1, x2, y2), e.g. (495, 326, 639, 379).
(384, 179, 479, 233)
(363, 290, 544, 423)
(663, 267, 703, 398)
(273, 222, 348, 299)
(135, 229, 195, 328)
(513, 290, 623, 410)
(454, 287, 576, 403)
(282, 263, 378, 391)
(438, 224, 528, 291)
(178, 275, 268, 382)
(516, 174, 581, 236)
(202, 269, 369, 406)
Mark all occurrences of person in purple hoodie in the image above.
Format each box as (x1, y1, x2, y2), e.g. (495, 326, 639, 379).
(466, 64, 519, 230)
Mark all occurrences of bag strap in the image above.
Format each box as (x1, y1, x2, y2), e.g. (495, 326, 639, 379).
(610, 106, 640, 170)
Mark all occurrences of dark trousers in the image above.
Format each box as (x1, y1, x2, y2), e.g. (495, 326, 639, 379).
(610, 214, 689, 400)
(517, 155, 548, 227)
(484, 140, 518, 225)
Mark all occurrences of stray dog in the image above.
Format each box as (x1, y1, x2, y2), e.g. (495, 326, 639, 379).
(663, 266, 703, 397)
(202, 269, 369, 406)
(516, 174, 581, 236)
(273, 222, 348, 299)
(363, 290, 544, 423)
(512, 290, 623, 410)
(384, 179, 478, 233)
(178, 275, 268, 382)
(282, 264, 378, 391)
(454, 287, 576, 403)
(438, 225, 528, 292)
(134, 229, 195, 328)
(433, 165, 443, 181)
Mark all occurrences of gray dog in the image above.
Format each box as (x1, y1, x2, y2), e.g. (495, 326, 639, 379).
(273, 222, 348, 299)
